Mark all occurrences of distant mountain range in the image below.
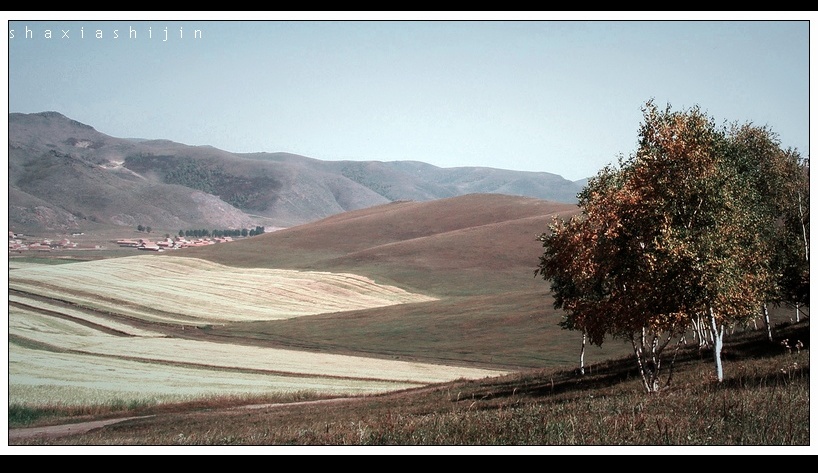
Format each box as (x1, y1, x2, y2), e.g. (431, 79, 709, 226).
(8, 111, 587, 233)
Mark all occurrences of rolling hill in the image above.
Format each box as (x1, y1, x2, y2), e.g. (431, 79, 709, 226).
(165, 194, 615, 370)
(8, 111, 587, 234)
(181, 193, 579, 293)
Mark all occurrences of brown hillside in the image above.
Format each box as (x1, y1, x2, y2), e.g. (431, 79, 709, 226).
(186, 194, 576, 263)
(330, 210, 580, 272)
(178, 194, 580, 295)
(170, 193, 607, 370)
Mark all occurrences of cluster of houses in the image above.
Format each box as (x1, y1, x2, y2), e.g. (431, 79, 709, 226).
(8, 231, 102, 252)
(116, 236, 234, 252)
(8, 231, 238, 254)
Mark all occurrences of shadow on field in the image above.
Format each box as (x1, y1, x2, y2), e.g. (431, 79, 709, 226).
(453, 319, 809, 403)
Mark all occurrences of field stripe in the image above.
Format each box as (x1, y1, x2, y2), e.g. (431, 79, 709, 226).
(9, 293, 166, 337)
(9, 255, 438, 323)
(11, 315, 507, 384)
(9, 255, 507, 407)
(9, 345, 425, 407)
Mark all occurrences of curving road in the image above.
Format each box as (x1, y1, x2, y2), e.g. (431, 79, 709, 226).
(9, 415, 156, 441)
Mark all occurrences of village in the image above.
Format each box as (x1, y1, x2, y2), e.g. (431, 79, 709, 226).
(8, 230, 237, 253)
(113, 235, 235, 251)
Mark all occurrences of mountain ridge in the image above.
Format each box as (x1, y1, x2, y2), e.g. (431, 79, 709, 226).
(8, 111, 587, 234)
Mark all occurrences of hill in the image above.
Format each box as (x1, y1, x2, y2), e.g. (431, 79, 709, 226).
(164, 194, 622, 370)
(8, 112, 261, 233)
(180, 193, 579, 295)
(8, 183, 809, 448)
(8, 112, 587, 234)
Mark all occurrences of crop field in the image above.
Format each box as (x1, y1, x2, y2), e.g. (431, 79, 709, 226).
(8, 255, 439, 324)
(8, 256, 506, 408)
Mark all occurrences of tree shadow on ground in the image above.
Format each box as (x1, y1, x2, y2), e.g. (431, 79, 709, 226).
(457, 319, 809, 404)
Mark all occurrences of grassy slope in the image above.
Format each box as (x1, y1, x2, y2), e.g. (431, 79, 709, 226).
(169, 194, 807, 372)
(167, 195, 628, 370)
(9, 319, 809, 447)
(8, 193, 809, 447)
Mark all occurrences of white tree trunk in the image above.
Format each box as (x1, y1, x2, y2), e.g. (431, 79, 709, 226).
(578, 331, 586, 375)
(708, 306, 725, 383)
(762, 303, 773, 342)
(798, 190, 808, 263)
(691, 315, 710, 348)
(632, 330, 652, 393)
(631, 329, 662, 393)
(796, 302, 801, 323)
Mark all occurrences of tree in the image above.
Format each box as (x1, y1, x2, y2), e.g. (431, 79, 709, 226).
(726, 124, 809, 338)
(766, 150, 809, 321)
(536, 100, 792, 391)
(537, 158, 691, 392)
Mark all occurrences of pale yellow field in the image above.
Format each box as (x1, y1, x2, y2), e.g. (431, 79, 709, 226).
(9, 255, 438, 324)
(8, 256, 508, 407)
(9, 294, 165, 337)
(9, 345, 425, 407)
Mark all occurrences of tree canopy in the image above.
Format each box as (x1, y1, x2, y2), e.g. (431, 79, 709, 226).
(536, 100, 809, 392)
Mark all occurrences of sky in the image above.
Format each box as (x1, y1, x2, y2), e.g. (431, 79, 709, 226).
(3, 12, 813, 182)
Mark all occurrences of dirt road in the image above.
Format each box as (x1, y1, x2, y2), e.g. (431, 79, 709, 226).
(8, 416, 156, 441)
(8, 396, 365, 442)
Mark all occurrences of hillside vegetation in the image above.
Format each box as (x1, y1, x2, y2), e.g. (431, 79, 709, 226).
(7, 192, 809, 448)
(8, 111, 585, 234)
(9, 319, 809, 447)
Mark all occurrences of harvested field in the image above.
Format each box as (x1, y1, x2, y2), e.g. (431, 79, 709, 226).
(9, 294, 166, 337)
(10, 303, 506, 383)
(8, 257, 505, 408)
(9, 344, 427, 407)
(8, 255, 438, 324)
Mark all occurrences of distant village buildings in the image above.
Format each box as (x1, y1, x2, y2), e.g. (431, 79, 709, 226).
(116, 236, 233, 251)
(8, 231, 102, 252)
(10, 230, 240, 254)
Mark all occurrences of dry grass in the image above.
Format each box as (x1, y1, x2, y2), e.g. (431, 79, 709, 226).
(9, 255, 437, 324)
(8, 319, 809, 448)
(7, 195, 808, 448)
(10, 294, 506, 410)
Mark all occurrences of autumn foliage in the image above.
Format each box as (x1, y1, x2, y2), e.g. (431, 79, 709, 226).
(536, 100, 809, 392)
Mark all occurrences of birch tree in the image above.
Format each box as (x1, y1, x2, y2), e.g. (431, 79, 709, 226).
(768, 150, 810, 322)
(728, 124, 809, 337)
(537, 100, 784, 390)
(537, 160, 689, 393)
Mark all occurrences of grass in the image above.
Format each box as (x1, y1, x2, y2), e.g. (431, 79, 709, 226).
(8, 319, 809, 448)
(8, 256, 82, 266)
(6, 198, 810, 449)
(8, 399, 157, 427)
(214, 289, 625, 370)
(8, 391, 331, 429)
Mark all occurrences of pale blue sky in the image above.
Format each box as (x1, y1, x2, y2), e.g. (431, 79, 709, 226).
(4, 13, 812, 181)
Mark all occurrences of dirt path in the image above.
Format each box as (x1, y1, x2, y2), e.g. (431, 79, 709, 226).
(8, 416, 156, 441)
(7, 396, 367, 442)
